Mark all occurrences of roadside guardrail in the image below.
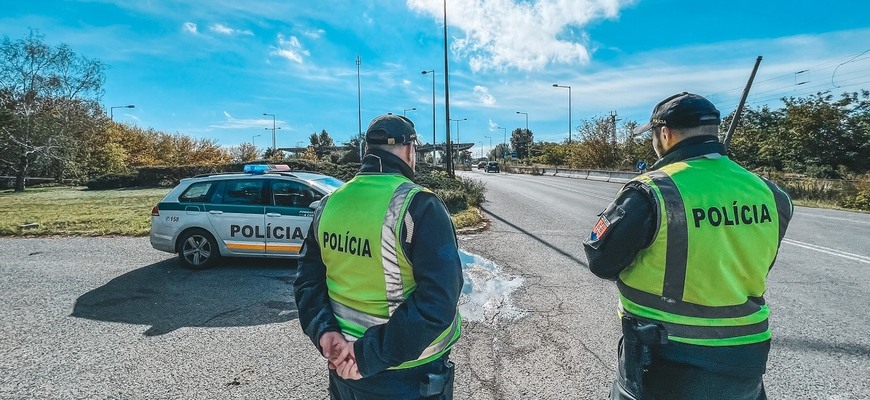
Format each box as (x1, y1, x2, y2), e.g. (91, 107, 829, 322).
(510, 166, 640, 184)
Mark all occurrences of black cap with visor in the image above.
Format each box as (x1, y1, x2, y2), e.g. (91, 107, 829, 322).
(633, 92, 721, 135)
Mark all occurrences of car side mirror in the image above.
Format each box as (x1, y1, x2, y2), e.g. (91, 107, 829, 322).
(308, 200, 321, 210)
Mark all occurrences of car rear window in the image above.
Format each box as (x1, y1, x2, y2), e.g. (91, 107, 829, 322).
(179, 182, 213, 203)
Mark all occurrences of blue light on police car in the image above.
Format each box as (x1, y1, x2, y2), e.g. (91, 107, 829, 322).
(243, 164, 270, 174)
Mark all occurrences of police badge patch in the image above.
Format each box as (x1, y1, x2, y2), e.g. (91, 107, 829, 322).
(591, 215, 611, 241)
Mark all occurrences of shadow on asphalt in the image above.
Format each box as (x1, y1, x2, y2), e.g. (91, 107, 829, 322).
(71, 258, 299, 336)
(480, 205, 589, 267)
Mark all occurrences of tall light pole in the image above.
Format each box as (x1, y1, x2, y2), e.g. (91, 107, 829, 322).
(517, 111, 529, 158)
(263, 113, 277, 151)
(497, 126, 507, 159)
(442, 0, 454, 178)
(252, 134, 261, 147)
(552, 84, 572, 143)
(403, 107, 416, 117)
(516, 111, 528, 131)
(357, 55, 362, 161)
(484, 135, 492, 160)
(110, 104, 135, 120)
(449, 117, 467, 143)
(422, 69, 436, 166)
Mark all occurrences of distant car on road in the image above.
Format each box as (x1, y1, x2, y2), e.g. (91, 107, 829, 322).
(477, 161, 487, 169)
(149, 164, 344, 269)
(485, 162, 500, 173)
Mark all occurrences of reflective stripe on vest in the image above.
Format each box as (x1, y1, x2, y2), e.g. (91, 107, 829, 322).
(332, 299, 461, 362)
(382, 182, 417, 315)
(617, 158, 779, 346)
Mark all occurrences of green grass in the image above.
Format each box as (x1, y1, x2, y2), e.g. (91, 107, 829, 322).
(0, 186, 169, 236)
(0, 186, 486, 237)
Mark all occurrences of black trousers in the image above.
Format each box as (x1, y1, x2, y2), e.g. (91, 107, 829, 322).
(611, 339, 767, 400)
(328, 356, 454, 400)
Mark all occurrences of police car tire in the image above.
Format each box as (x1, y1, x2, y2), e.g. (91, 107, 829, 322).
(176, 229, 221, 269)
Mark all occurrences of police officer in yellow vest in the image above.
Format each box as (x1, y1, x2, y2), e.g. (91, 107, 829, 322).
(294, 114, 462, 399)
(583, 93, 793, 400)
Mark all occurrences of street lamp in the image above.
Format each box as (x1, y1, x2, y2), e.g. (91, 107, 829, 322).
(252, 134, 261, 147)
(484, 135, 492, 160)
(517, 111, 530, 158)
(403, 107, 416, 117)
(553, 84, 572, 143)
(449, 117, 467, 143)
(109, 104, 135, 120)
(516, 111, 528, 131)
(497, 126, 507, 159)
(422, 69, 436, 166)
(263, 113, 278, 151)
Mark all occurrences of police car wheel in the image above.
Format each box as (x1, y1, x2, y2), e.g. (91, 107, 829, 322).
(177, 229, 220, 269)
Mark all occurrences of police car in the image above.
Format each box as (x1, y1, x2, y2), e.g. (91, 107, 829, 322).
(149, 164, 344, 269)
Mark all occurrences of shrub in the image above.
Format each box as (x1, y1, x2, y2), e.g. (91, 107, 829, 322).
(436, 189, 468, 214)
(85, 173, 140, 190)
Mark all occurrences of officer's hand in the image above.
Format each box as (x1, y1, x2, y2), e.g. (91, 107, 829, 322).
(336, 357, 362, 380)
(319, 331, 350, 370)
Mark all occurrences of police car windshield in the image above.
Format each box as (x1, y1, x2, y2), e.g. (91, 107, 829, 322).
(309, 177, 344, 193)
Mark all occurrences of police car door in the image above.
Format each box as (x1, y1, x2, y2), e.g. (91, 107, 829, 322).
(205, 178, 267, 255)
(265, 179, 319, 256)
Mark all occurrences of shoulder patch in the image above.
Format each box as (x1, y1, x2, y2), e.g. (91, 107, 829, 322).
(591, 215, 611, 241)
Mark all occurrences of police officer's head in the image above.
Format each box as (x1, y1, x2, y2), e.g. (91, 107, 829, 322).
(634, 92, 721, 158)
(365, 113, 418, 171)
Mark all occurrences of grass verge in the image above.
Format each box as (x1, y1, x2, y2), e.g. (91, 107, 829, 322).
(0, 186, 168, 236)
(1, 186, 487, 236)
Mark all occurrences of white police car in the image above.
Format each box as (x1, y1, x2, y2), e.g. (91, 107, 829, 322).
(149, 164, 344, 269)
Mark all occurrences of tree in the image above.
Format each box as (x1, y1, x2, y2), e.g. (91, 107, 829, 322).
(510, 128, 534, 159)
(0, 31, 105, 191)
(229, 143, 259, 163)
(309, 129, 335, 157)
(489, 143, 509, 161)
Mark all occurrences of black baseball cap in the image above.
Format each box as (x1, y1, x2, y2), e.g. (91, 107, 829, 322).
(365, 114, 418, 145)
(633, 92, 721, 134)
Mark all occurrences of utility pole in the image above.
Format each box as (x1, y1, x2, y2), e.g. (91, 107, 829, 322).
(357, 55, 363, 161)
(610, 111, 619, 144)
(442, 0, 453, 178)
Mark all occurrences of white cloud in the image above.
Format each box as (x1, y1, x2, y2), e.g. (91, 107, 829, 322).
(271, 34, 310, 64)
(211, 111, 280, 129)
(473, 85, 496, 105)
(407, 0, 632, 72)
(183, 22, 198, 34)
(302, 28, 325, 39)
(210, 23, 254, 36)
(402, 79, 412, 86)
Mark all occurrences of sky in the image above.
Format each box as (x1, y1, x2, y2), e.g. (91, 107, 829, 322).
(2, 0, 870, 157)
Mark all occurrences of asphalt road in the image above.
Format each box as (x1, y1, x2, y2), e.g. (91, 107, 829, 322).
(1, 170, 868, 399)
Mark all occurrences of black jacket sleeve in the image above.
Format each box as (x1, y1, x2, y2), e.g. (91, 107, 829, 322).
(583, 186, 657, 280)
(354, 191, 463, 377)
(293, 196, 340, 354)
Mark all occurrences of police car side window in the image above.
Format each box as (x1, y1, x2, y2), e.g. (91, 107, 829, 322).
(222, 179, 266, 206)
(179, 182, 213, 203)
(272, 180, 313, 207)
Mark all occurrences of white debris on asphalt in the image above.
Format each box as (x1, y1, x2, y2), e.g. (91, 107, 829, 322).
(457, 249, 525, 323)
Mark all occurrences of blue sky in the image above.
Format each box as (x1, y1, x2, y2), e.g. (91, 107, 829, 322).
(3, 0, 869, 156)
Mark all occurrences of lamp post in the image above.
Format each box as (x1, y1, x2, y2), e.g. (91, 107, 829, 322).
(517, 111, 529, 158)
(449, 117, 467, 143)
(497, 126, 507, 159)
(553, 84, 572, 143)
(421, 69, 436, 166)
(252, 134, 261, 147)
(484, 135, 492, 160)
(109, 104, 135, 120)
(403, 107, 416, 117)
(516, 111, 528, 131)
(263, 113, 277, 151)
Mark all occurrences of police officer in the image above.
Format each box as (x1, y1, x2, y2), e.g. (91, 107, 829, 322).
(583, 93, 793, 400)
(294, 114, 462, 399)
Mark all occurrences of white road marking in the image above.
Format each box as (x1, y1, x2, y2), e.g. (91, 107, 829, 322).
(794, 211, 870, 226)
(782, 238, 870, 264)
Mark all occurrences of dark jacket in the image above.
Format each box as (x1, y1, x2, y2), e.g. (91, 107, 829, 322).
(583, 136, 793, 376)
(294, 149, 463, 377)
